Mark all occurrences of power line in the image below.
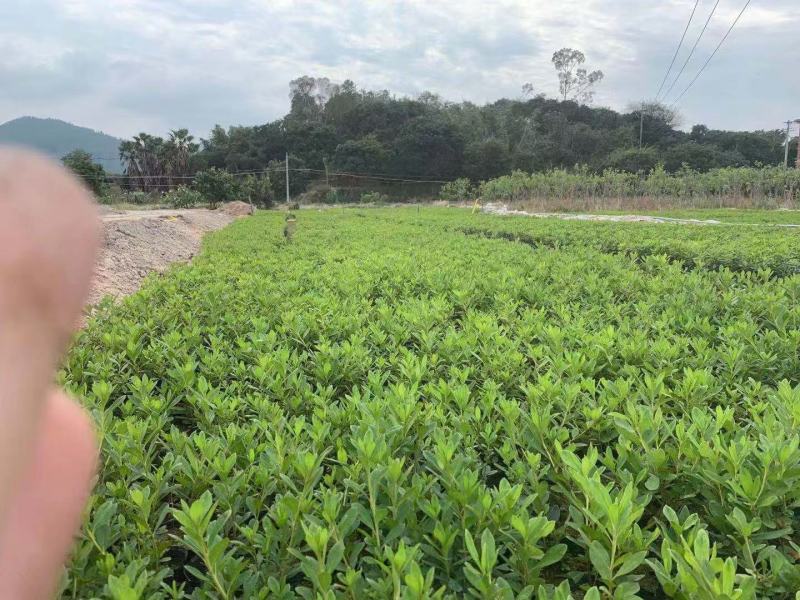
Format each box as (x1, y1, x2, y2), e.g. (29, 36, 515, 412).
(100, 166, 451, 184)
(99, 150, 452, 184)
(660, 0, 722, 102)
(290, 163, 450, 182)
(103, 174, 197, 180)
(100, 167, 285, 180)
(671, 0, 752, 107)
(655, 0, 701, 99)
(297, 167, 449, 184)
(97, 153, 450, 183)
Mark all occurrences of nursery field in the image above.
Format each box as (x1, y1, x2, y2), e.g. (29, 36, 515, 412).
(63, 208, 800, 599)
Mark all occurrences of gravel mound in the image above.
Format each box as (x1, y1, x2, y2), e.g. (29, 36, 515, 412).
(218, 201, 254, 217)
(87, 209, 234, 307)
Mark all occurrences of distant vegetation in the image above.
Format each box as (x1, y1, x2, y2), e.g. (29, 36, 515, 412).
(465, 165, 800, 211)
(185, 76, 792, 191)
(49, 46, 800, 205)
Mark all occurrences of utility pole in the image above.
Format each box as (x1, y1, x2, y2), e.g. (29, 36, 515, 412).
(639, 103, 645, 149)
(784, 121, 792, 168)
(285, 152, 290, 203)
(323, 157, 330, 187)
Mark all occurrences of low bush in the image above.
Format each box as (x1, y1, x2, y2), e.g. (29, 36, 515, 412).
(193, 168, 241, 209)
(439, 177, 475, 202)
(240, 174, 274, 208)
(360, 191, 389, 204)
(324, 188, 348, 204)
(99, 187, 160, 206)
(164, 185, 203, 208)
(478, 165, 800, 208)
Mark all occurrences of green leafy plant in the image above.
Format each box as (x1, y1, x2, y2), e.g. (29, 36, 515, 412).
(360, 191, 389, 204)
(164, 185, 203, 208)
(477, 165, 800, 210)
(193, 167, 241, 208)
(440, 178, 475, 202)
(62, 207, 800, 597)
(240, 174, 274, 208)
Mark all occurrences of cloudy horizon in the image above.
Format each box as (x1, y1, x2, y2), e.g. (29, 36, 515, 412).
(1, 0, 798, 140)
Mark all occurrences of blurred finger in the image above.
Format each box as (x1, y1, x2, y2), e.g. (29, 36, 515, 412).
(0, 150, 99, 524)
(0, 390, 97, 599)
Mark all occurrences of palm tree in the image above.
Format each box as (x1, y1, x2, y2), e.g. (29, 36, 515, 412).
(164, 129, 199, 187)
(119, 133, 172, 192)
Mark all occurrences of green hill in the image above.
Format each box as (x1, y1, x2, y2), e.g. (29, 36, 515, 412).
(0, 116, 123, 172)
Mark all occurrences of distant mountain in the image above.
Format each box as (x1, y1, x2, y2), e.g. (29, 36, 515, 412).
(0, 117, 124, 173)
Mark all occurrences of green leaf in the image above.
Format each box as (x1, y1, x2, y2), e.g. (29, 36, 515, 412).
(589, 541, 612, 581)
(616, 550, 647, 577)
(464, 530, 480, 566)
(326, 541, 345, 573)
(584, 587, 602, 600)
(539, 544, 568, 569)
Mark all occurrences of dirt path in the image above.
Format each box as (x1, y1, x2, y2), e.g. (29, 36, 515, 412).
(87, 208, 236, 307)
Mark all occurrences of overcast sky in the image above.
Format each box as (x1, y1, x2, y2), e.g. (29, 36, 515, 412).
(1, 0, 797, 139)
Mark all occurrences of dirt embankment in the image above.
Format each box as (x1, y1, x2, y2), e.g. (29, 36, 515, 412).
(88, 204, 251, 307)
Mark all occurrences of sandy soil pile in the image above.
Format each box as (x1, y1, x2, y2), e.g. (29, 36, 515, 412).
(218, 201, 254, 217)
(87, 208, 236, 306)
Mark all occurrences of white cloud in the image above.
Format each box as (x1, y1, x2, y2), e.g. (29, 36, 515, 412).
(0, 0, 797, 136)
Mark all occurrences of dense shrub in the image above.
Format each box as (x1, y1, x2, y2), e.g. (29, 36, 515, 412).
(164, 185, 203, 208)
(240, 174, 274, 208)
(99, 187, 159, 206)
(439, 177, 475, 202)
(332, 135, 388, 173)
(478, 165, 800, 206)
(463, 139, 512, 182)
(662, 142, 747, 172)
(193, 167, 241, 208)
(604, 147, 660, 173)
(360, 190, 389, 204)
(324, 188, 348, 204)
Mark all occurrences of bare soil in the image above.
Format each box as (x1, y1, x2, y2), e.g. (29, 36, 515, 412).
(480, 203, 722, 225)
(87, 208, 235, 307)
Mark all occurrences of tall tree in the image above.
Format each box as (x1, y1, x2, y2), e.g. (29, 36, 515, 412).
(391, 115, 465, 178)
(463, 139, 511, 182)
(332, 135, 388, 173)
(289, 76, 340, 123)
(62, 150, 107, 196)
(119, 133, 167, 192)
(627, 101, 683, 147)
(164, 129, 199, 185)
(551, 48, 604, 103)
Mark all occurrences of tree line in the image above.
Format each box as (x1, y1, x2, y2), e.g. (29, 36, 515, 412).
(63, 48, 798, 204)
